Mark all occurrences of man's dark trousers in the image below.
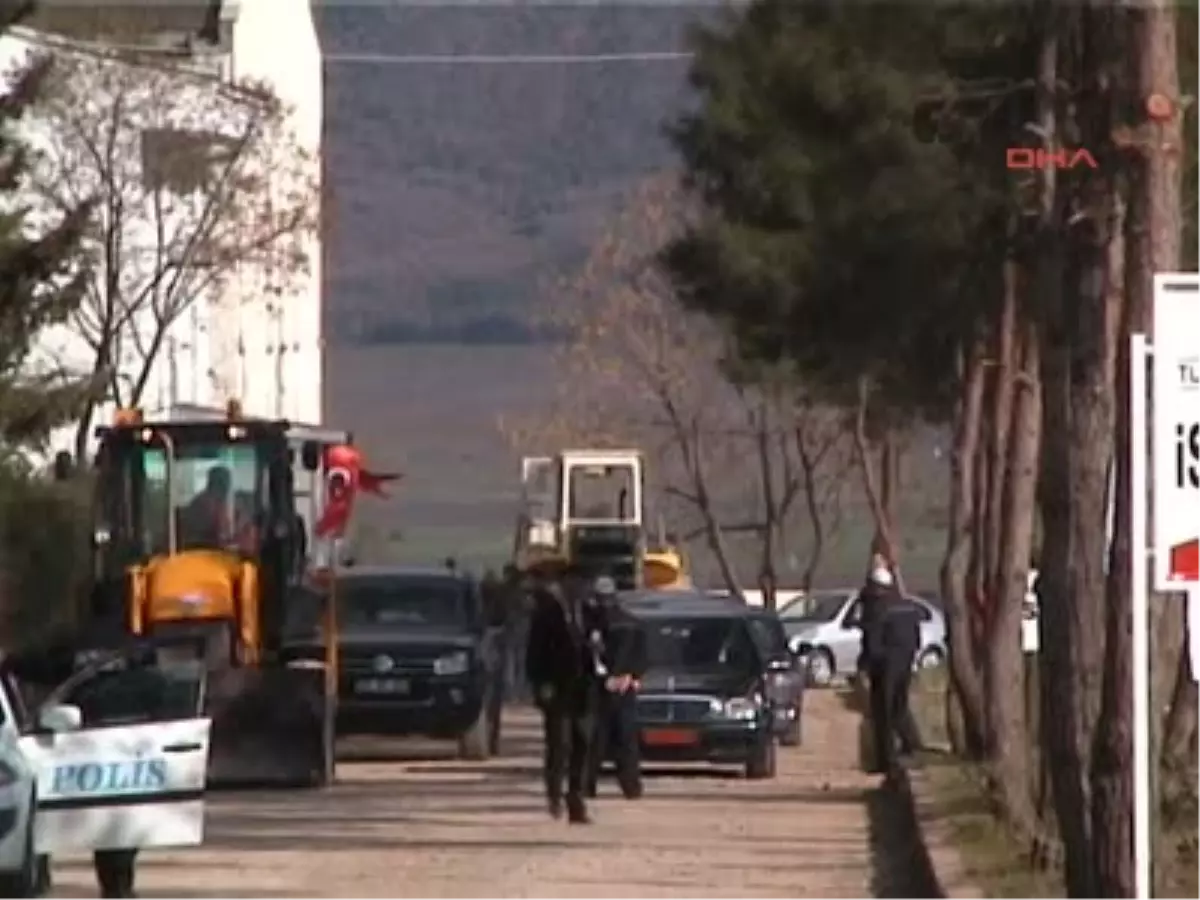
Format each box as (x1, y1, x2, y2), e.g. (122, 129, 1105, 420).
(868, 659, 920, 774)
(889, 665, 922, 754)
(868, 661, 901, 775)
(587, 688, 641, 798)
(540, 693, 594, 817)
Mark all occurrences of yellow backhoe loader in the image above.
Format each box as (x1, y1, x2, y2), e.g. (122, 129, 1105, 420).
(512, 450, 691, 590)
(80, 401, 349, 788)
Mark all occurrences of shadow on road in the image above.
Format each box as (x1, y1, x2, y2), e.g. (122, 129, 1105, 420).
(834, 684, 946, 898)
(866, 780, 944, 898)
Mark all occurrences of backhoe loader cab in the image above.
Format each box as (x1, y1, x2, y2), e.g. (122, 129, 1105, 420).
(516, 450, 645, 590)
(86, 407, 346, 788)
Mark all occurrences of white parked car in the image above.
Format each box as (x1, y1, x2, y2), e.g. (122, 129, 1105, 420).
(0, 641, 213, 896)
(779, 588, 947, 686)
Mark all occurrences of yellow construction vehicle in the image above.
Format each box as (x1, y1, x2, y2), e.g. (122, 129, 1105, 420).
(82, 401, 351, 788)
(513, 450, 690, 590)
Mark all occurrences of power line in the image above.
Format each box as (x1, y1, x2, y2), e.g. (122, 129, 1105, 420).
(322, 50, 692, 65)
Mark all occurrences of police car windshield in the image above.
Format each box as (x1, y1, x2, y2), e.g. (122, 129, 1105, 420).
(340, 579, 467, 629)
(644, 616, 757, 673)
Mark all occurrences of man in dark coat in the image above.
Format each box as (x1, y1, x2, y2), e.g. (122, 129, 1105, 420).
(524, 562, 603, 823)
(858, 565, 925, 778)
(585, 575, 646, 800)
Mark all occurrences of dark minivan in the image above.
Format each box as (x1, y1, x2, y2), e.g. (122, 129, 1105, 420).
(286, 564, 501, 759)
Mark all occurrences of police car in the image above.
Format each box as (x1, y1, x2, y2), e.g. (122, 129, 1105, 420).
(0, 640, 213, 896)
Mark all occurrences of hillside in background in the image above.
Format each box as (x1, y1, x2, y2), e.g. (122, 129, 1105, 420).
(317, 1, 711, 344)
(316, 3, 951, 585)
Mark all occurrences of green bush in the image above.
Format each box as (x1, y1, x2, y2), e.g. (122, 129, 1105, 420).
(0, 465, 92, 648)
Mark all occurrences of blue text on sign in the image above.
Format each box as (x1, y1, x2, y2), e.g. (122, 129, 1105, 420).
(51, 758, 168, 796)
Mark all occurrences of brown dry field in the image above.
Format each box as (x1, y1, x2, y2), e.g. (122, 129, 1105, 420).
(48, 696, 935, 898)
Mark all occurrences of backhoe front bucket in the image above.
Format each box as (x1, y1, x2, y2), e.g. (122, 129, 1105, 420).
(205, 666, 335, 789)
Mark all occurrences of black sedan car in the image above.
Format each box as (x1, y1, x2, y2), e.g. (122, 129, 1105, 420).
(624, 592, 806, 779)
(286, 564, 501, 760)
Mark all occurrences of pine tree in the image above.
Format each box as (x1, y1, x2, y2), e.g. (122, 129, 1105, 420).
(0, 0, 92, 452)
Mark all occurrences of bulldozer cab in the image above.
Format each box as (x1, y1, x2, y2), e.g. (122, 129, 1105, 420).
(515, 450, 645, 590)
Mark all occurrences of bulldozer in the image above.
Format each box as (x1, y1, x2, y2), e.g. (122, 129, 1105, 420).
(513, 450, 691, 590)
(78, 401, 352, 788)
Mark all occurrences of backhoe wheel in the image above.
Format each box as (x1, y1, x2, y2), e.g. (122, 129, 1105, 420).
(458, 704, 491, 761)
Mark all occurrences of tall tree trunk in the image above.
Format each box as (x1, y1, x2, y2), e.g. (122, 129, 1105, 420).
(1123, 3, 1184, 864)
(853, 377, 902, 588)
(987, 304, 1041, 838)
(1039, 3, 1126, 895)
(985, 280, 1018, 638)
(1086, 2, 1185, 895)
(940, 338, 990, 758)
(983, 268, 1019, 752)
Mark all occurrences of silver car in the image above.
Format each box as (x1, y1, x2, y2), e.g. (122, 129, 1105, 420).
(779, 589, 947, 687)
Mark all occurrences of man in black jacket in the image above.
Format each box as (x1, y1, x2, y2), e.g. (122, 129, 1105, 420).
(585, 575, 646, 800)
(858, 565, 924, 778)
(524, 562, 603, 823)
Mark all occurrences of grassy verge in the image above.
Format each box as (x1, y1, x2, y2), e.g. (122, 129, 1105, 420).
(909, 670, 1064, 898)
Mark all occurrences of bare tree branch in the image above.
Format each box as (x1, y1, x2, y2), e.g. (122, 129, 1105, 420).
(23, 50, 317, 452)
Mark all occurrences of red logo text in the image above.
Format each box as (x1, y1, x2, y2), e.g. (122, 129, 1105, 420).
(1006, 147, 1099, 170)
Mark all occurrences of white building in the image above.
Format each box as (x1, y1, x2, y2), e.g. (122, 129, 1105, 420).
(2, 0, 324, 460)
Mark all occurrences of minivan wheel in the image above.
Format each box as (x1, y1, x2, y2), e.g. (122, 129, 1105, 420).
(807, 648, 835, 687)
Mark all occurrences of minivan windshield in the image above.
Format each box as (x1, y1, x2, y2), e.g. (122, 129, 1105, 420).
(643, 616, 757, 672)
(340, 578, 467, 629)
(779, 592, 849, 624)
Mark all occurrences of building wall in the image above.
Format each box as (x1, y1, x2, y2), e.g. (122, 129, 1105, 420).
(3, 0, 324, 462)
(222, 0, 324, 427)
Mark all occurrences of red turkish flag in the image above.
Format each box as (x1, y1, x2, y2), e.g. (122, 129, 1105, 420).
(313, 444, 402, 539)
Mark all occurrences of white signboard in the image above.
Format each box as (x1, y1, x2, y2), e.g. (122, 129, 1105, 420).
(1190, 587, 1199, 683)
(1152, 274, 1200, 590)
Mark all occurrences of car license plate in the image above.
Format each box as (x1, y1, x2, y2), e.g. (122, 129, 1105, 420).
(643, 727, 698, 747)
(355, 677, 410, 695)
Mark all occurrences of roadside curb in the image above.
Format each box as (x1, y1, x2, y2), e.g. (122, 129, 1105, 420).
(906, 764, 987, 899)
(884, 766, 947, 899)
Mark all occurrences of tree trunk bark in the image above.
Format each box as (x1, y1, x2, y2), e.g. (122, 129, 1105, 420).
(1038, 4, 1126, 895)
(1123, 3, 1184, 863)
(853, 377, 903, 589)
(987, 305, 1041, 837)
(939, 339, 990, 758)
(1159, 605, 1198, 773)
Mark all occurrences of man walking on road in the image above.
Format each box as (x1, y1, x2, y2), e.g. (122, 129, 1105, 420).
(586, 575, 646, 800)
(525, 562, 602, 824)
(859, 563, 924, 779)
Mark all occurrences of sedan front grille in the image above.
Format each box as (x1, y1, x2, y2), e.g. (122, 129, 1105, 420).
(636, 695, 713, 724)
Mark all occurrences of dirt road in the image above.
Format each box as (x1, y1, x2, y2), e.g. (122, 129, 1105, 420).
(49, 692, 929, 898)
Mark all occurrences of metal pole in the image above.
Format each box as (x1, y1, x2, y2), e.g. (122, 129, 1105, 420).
(1130, 332, 1151, 900)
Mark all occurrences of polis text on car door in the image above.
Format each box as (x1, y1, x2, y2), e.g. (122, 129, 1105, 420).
(52, 757, 169, 795)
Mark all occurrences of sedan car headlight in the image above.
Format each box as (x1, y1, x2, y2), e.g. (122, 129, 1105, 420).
(721, 694, 763, 720)
(433, 650, 470, 676)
